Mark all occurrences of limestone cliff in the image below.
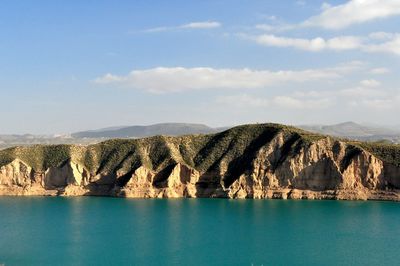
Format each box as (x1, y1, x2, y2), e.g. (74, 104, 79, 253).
(0, 124, 399, 200)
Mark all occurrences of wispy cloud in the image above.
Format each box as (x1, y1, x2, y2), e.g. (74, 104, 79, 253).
(217, 94, 270, 108)
(94, 62, 361, 93)
(248, 32, 400, 55)
(255, 1, 400, 32)
(143, 21, 221, 33)
(369, 67, 390, 74)
(218, 79, 399, 110)
(360, 79, 381, 87)
(254, 23, 295, 32)
(295, 1, 306, 7)
(364, 34, 400, 55)
(217, 94, 333, 110)
(302, 0, 400, 30)
(274, 95, 333, 109)
(253, 34, 362, 51)
(180, 21, 221, 29)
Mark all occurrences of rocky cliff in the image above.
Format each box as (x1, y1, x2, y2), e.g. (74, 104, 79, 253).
(0, 124, 399, 200)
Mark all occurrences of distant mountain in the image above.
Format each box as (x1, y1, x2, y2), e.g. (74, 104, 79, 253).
(298, 122, 400, 143)
(2, 121, 399, 150)
(0, 134, 99, 150)
(71, 123, 221, 138)
(0, 123, 231, 149)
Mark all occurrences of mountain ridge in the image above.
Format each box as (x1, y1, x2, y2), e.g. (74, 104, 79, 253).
(2, 121, 399, 150)
(1, 123, 399, 200)
(71, 122, 219, 138)
(298, 121, 400, 142)
(0, 123, 229, 149)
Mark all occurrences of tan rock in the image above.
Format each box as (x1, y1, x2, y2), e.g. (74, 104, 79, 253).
(0, 159, 32, 187)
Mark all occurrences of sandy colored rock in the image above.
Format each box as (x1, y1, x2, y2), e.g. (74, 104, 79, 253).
(0, 124, 399, 200)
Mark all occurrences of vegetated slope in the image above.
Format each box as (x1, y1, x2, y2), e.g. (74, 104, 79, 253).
(71, 123, 219, 138)
(0, 123, 399, 200)
(0, 123, 224, 150)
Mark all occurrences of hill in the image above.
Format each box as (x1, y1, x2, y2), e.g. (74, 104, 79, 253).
(298, 122, 400, 143)
(71, 123, 220, 138)
(0, 123, 228, 150)
(2, 121, 398, 150)
(0, 123, 399, 200)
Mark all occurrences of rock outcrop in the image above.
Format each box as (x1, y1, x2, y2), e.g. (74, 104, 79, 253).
(0, 124, 399, 200)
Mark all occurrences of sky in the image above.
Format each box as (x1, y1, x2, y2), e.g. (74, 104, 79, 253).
(1, 0, 400, 134)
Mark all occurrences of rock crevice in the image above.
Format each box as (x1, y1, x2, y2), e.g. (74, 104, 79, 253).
(0, 124, 399, 200)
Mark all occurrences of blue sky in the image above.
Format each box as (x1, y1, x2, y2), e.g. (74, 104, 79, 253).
(1, 0, 400, 134)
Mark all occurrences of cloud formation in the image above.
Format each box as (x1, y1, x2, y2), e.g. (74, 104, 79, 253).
(94, 62, 361, 93)
(365, 34, 400, 55)
(369, 67, 390, 74)
(360, 79, 381, 87)
(303, 0, 400, 30)
(218, 79, 400, 111)
(180, 21, 221, 29)
(143, 21, 221, 32)
(254, 35, 362, 51)
(250, 32, 400, 55)
(217, 94, 333, 110)
(254, 1, 400, 32)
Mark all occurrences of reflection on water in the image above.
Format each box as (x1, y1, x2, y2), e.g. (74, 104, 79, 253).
(0, 198, 399, 265)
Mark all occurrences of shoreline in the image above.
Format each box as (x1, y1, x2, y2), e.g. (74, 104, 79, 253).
(1, 186, 399, 202)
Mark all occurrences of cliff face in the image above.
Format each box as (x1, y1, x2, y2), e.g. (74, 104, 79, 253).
(0, 124, 399, 200)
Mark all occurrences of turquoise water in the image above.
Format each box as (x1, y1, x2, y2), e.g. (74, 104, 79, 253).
(0, 198, 399, 265)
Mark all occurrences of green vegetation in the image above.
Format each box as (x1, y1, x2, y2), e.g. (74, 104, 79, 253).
(0, 123, 399, 176)
(0, 145, 71, 171)
(0, 148, 14, 167)
(193, 124, 279, 173)
(357, 142, 400, 167)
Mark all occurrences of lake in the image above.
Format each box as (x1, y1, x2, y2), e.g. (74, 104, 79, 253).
(0, 197, 399, 265)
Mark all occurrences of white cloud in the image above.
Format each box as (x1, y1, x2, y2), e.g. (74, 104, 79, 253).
(368, 32, 395, 40)
(217, 94, 333, 110)
(255, 24, 275, 31)
(94, 62, 360, 93)
(253, 34, 362, 51)
(272, 96, 333, 109)
(369, 67, 390, 74)
(256, 14, 278, 21)
(254, 23, 295, 32)
(351, 98, 398, 109)
(142, 26, 170, 33)
(296, 1, 306, 6)
(302, 0, 400, 30)
(217, 94, 270, 107)
(365, 34, 400, 55)
(291, 83, 397, 110)
(360, 79, 381, 87)
(339, 87, 385, 98)
(321, 2, 332, 11)
(249, 32, 400, 55)
(217, 79, 398, 110)
(180, 21, 221, 29)
(254, 1, 400, 33)
(143, 21, 221, 32)
(95, 73, 124, 83)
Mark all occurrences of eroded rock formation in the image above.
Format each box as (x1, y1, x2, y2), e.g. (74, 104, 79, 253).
(0, 124, 399, 200)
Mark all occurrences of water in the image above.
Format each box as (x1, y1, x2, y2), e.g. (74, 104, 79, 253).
(0, 198, 399, 266)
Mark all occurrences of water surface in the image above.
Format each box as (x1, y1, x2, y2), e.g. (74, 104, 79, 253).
(0, 197, 399, 265)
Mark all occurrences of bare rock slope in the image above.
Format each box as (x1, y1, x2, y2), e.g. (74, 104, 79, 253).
(0, 124, 399, 200)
